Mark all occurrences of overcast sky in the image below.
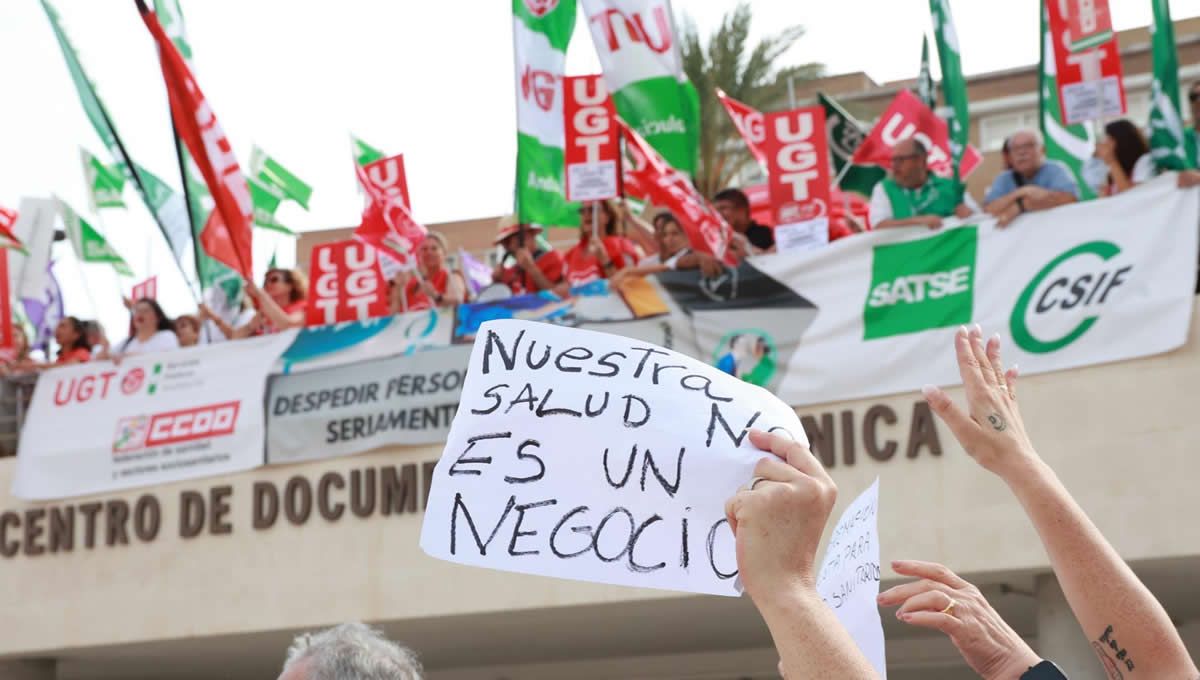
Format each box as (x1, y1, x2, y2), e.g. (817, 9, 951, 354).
(1, 0, 1198, 330)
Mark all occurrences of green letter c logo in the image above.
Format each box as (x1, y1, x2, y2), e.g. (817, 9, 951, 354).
(1010, 241, 1121, 354)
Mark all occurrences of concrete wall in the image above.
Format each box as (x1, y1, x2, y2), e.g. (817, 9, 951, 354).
(2, 302, 1199, 678)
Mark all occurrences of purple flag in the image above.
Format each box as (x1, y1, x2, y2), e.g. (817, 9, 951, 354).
(21, 261, 63, 354)
(457, 249, 493, 297)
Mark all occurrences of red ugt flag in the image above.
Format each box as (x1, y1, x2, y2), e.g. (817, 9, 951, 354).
(138, 3, 253, 280)
(620, 119, 735, 263)
(352, 154, 427, 275)
(716, 89, 767, 168)
(851, 90, 982, 179)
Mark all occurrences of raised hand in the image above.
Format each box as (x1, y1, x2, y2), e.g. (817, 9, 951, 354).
(921, 325, 1038, 480)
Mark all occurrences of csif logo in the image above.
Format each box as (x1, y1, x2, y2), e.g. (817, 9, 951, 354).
(863, 227, 978, 340)
(1009, 241, 1132, 353)
(520, 65, 558, 112)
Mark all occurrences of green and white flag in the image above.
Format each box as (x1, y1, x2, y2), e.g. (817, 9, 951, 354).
(56, 198, 133, 277)
(81, 148, 126, 210)
(352, 134, 385, 167)
(247, 176, 294, 235)
(153, 0, 244, 307)
(818, 93, 886, 197)
(1039, 5, 1095, 201)
(250, 146, 312, 209)
(929, 0, 969, 172)
(1148, 0, 1197, 171)
(512, 0, 577, 227)
(42, 0, 192, 263)
(917, 35, 938, 110)
(581, 0, 697, 176)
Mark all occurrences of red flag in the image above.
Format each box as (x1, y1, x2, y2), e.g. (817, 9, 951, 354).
(352, 156, 427, 273)
(619, 119, 735, 263)
(762, 107, 833, 225)
(0, 250, 12, 361)
(138, 4, 253, 280)
(563, 75, 620, 201)
(1047, 0, 1126, 125)
(0, 205, 26, 253)
(131, 275, 158, 301)
(716, 89, 767, 168)
(851, 90, 982, 179)
(307, 240, 390, 326)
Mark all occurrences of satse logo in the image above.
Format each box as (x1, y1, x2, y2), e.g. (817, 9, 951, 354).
(589, 5, 673, 54)
(1009, 241, 1131, 354)
(863, 227, 978, 340)
(113, 401, 240, 454)
(521, 65, 558, 112)
(523, 0, 559, 18)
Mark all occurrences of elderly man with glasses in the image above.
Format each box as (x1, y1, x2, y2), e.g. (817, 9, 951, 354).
(983, 129, 1081, 227)
(869, 137, 979, 230)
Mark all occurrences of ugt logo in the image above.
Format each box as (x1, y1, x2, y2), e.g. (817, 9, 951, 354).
(521, 65, 558, 112)
(523, 0, 559, 18)
(589, 5, 673, 54)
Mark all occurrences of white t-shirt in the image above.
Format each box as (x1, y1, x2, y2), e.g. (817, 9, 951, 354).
(868, 181, 981, 225)
(118, 330, 180, 356)
(1131, 153, 1157, 184)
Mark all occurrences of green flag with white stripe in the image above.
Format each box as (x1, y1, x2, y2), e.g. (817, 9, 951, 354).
(352, 135, 386, 167)
(1039, 4, 1095, 200)
(81, 148, 126, 210)
(513, 0, 577, 227)
(56, 198, 133, 277)
(929, 0, 969, 173)
(1148, 0, 1197, 171)
(582, 0, 697, 176)
(250, 146, 312, 209)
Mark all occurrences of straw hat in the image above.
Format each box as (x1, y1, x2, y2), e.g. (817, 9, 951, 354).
(494, 215, 542, 244)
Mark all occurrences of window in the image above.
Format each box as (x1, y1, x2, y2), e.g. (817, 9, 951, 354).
(979, 110, 1039, 152)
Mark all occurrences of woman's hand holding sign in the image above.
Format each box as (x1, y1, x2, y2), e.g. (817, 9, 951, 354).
(726, 430, 878, 679)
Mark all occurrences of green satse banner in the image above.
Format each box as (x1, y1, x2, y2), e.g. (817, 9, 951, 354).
(1039, 3, 1096, 200)
(1148, 0, 1197, 171)
(513, 0, 578, 227)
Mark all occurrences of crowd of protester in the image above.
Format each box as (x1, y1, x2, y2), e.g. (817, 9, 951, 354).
(279, 332, 1199, 679)
(3, 102, 1199, 374)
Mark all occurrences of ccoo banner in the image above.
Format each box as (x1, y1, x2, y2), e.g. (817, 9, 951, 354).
(267, 345, 470, 465)
(12, 331, 297, 500)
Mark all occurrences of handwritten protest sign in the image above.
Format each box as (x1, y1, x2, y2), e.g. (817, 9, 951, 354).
(817, 478, 886, 678)
(420, 319, 807, 596)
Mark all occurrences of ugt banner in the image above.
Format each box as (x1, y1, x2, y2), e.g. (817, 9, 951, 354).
(563, 74, 619, 202)
(307, 240, 391, 326)
(851, 90, 982, 179)
(1046, 0, 1126, 125)
(12, 331, 297, 499)
(267, 345, 469, 465)
(762, 106, 832, 225)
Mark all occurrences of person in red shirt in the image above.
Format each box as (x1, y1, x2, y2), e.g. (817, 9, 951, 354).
(55, 317, 91, 365)
(560, 200, 641, 293)
(492, 215, 565, 296)
(390, 232, 467, 313)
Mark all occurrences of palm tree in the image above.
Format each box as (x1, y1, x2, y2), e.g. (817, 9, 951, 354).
(680, 3, 823, 198)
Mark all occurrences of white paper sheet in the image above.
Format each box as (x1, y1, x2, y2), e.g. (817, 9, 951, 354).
(816, 478, 887, 677)
(420, 319, 807, 596)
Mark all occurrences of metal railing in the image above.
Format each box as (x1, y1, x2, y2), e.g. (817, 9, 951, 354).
(0, 373, 37, 458)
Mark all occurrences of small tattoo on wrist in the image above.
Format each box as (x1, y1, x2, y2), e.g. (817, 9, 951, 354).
(1092, 625, 1135, 678)
(987, 413, 1007, 432)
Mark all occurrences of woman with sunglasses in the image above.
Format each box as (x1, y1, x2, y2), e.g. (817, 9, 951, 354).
(231, 268, 308, 337)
